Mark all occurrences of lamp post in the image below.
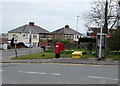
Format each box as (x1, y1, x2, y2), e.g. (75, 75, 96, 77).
(14, 36, 18, 58)
(76, 16, 79, 32)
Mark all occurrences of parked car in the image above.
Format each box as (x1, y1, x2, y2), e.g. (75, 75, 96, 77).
(25, 43, 32, 48)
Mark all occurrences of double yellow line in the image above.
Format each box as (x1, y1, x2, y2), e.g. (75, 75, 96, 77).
(41, 63, 103, 66)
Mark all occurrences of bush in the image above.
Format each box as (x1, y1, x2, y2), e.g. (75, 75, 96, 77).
(61, 50, 74, 54)
(108, 28, 120, 51)
(48, 39, 53, 43)
(16, 42, 25, 46)
(82, 51, 87, 55)
(110, 51, 120, 55)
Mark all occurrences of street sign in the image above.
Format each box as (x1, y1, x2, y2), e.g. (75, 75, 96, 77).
(106, 35, 110, 38)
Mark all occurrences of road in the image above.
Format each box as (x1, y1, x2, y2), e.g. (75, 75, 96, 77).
(1, 47, 42, 61)
(1, 63, 118, 84)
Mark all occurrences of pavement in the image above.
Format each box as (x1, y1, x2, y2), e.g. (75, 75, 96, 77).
(0, 48, 119, 65)
(1, 57, 119, 65)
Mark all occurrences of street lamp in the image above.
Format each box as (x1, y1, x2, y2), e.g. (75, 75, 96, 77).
(76, 16, 79, 32)
(29, 29, 32, 54)
(14, 36, 18, 58)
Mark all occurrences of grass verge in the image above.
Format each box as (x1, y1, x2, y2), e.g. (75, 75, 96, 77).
(11, 50, 72, 60)
(11, 49, 119, 60)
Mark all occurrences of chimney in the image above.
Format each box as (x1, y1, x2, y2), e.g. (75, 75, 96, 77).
(29, 22, 34, 26)
(65, 25, 69, 28)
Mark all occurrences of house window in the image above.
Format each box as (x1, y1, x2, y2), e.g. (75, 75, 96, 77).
(68, 35, 71, 39)
(33, 34, 37, 38)
(74, 35, 78, 39)
(75, 35, 78, 39)
(23, 33, 28, 38)
(65, 35, 67, 39)
(48, 35, 52, 39)
(48, 35, 51, 38)
(42, 34, 46, 38)
(33, 42, 37, 46)
(77, 35, 79, 38)
(71, 35, 73, 39)
(40, 34, 47, 39)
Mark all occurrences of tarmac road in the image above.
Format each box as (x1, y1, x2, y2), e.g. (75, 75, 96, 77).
(1, 47, 42, 61)
(2, 63, 118, 84)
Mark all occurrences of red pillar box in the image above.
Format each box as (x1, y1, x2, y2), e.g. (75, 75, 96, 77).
(55, 43, 64, 58)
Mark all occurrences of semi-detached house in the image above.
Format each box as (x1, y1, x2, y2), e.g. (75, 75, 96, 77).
(8, 22, 50, 47)
(8, 22, 83, 48)
(51, 25, 83, 42)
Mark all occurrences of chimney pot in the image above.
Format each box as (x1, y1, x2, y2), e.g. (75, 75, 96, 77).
(65, 25, 69, 28)
(29, 22, 34, 26)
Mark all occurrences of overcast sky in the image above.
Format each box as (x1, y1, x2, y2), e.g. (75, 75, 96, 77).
(1, 0, 93, 34)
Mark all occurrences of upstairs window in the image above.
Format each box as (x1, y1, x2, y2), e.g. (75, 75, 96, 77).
(40, 34, 47, 39)
(23, 33, 28, 38)
(33, 34, 37, 38)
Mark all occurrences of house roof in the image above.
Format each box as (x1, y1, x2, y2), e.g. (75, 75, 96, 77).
(52, 25, 82, 35)
(0, 34, 8, 38)
(8, 22, 50, 34)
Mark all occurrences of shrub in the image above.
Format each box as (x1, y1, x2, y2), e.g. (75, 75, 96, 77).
(16, 42, 25, 46)
(110, 51, 120, 55)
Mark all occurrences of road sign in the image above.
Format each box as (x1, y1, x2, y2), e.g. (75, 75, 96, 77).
(106, 35, 110, 38)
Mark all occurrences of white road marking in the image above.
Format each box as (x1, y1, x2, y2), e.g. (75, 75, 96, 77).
(49, 73, 60, 76)
(0, 70, 4, 72)
(88, 76, 118, 81)
(18, 71, 60, 76)
(18, 71, 47, 75)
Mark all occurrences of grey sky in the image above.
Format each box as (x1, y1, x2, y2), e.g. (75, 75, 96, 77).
(1, 0, 93, 34)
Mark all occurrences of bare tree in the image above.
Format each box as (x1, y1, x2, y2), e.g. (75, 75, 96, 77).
(85, 0, 120, 33)
(108, 28, 120, 51)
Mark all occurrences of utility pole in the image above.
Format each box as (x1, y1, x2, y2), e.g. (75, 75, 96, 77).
(98, 0, 104, 60)
(118, 0, 120, 29)
(104, 0, 108, 33)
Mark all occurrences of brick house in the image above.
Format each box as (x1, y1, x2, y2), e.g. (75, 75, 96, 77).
(51, 25, 83, 42)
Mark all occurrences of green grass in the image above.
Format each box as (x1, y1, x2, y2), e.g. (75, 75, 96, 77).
(11, 50, 72, 60)
(11, 52, 54, 60)
(11, 49, 120, 60)
(82, 54, 95, 59)
(107, 55, 120, 60)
